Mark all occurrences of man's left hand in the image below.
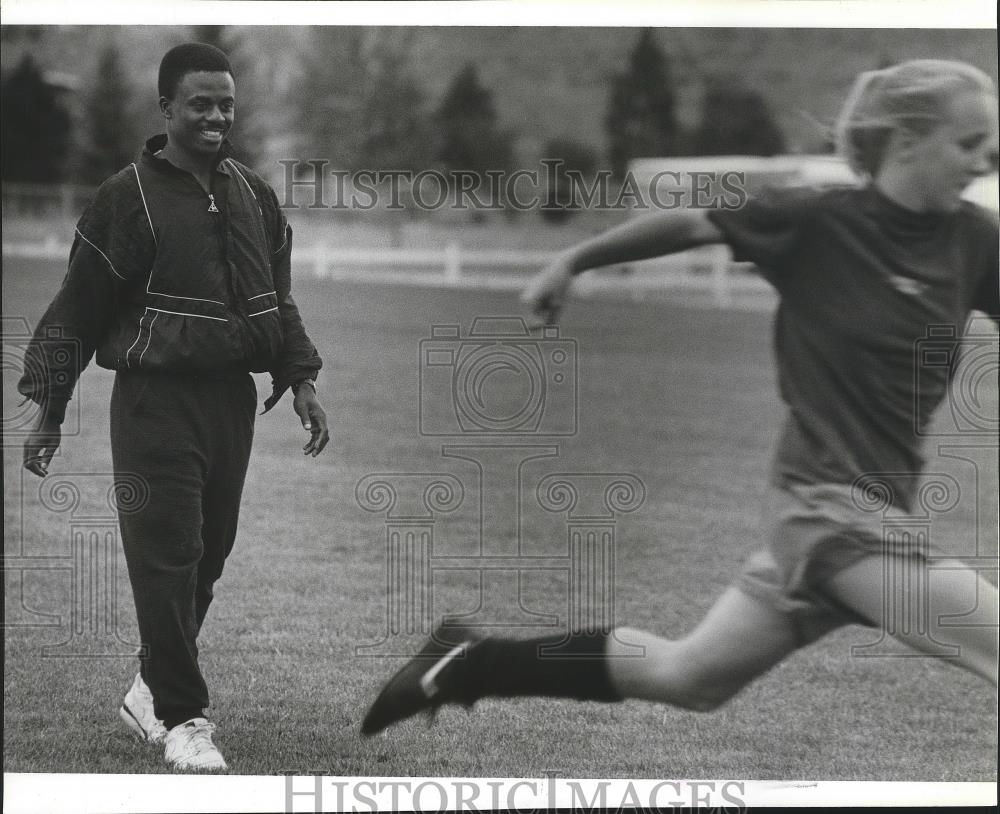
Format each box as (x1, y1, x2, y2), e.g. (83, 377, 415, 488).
(293, 385, 329, 457)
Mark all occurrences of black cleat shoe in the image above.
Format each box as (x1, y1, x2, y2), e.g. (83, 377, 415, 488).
(361, 625, 482, 736)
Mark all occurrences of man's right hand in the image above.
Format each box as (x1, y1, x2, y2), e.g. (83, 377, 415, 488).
(23, 412, 62, 477)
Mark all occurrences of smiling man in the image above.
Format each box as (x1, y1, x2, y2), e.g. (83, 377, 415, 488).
(18, 43, 329, 771)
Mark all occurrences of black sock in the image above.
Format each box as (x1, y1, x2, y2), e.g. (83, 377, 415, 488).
(462, 630, 622, 703)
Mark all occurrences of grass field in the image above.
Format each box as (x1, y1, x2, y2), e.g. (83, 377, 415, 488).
(3, 253, 997, 780)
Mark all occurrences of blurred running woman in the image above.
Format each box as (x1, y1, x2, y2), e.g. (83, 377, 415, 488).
(362, 59, 999, 736)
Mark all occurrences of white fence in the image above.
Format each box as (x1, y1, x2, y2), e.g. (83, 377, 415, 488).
(3, 183, 96, 220)
(2, 237, 771, 309)
(7, 165, 993, 312)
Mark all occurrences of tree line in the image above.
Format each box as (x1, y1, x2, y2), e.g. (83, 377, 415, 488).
(2, 28, 785, 209)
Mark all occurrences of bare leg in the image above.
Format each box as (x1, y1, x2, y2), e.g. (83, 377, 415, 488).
(607, 586, 803, 710)
(823, 555, 998, 685)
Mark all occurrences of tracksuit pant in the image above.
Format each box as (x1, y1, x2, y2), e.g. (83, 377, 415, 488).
(110, 371, 257, 728)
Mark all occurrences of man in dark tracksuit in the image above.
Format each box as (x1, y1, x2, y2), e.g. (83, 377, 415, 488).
(18, 43, 329, 771)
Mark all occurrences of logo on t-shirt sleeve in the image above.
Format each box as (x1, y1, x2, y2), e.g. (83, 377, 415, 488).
(887, 275, 929, 296)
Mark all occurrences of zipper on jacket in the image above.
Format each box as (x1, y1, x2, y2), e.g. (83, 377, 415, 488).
(181, 168, 254, 357)
(212, 175, 256, 360)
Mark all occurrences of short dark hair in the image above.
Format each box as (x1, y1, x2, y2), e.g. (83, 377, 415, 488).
(158, 43, 234, 99)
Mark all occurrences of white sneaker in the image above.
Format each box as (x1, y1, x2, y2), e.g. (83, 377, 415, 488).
(119, 673, 167, 744)
(164, 718, 228, 771)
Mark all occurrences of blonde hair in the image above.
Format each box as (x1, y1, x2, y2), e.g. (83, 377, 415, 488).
(835, 59, 995, 177)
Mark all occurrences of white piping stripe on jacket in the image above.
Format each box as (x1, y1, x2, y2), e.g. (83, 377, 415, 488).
(150, 291, 226, 306)
(133, 163, 227, 305)
(247, 306, 279, 317)
(226, 159, 263, 216)
(226, 159, 257, 200)
(248, 291, 277, 300)
(75, 229, 127, 281)
(148, 307, 228, 322)
(124, 308, 150, 368)
(124, 159, 258, 376)
(138, 311, 159, 367)
(125, 305, 227, 369)
(131, 164, 157, 246)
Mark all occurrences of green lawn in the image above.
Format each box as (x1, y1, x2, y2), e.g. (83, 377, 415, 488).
(3, 254, 997, 779)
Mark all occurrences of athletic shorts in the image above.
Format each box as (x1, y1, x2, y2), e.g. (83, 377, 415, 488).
(736, 480, 936, 645)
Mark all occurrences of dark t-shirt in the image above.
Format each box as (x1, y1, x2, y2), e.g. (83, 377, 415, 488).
(708, 184, 999, 510)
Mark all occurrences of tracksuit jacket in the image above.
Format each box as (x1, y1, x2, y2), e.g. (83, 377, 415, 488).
(17, 135, 322, 418)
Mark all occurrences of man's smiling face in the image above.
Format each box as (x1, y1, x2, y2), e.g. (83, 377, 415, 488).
(160, 70, 235, 162)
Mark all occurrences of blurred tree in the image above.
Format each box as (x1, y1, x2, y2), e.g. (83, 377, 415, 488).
(541, 136, 599, 224)
(604, 29, 678, 177)
(358, 35, 433, 171)
(294, 28, 435, 174)
(193, 25, 225, 48)
(434, 63, 515, 175)
(190, 25, 266, 168)
(1, 55, 73, 182)
(692, 80, 786, 156)
(433, 63, 516, 209)
(78, 43, 139, 184)
(1, 25, 45, 48)
(295, 28, 371, 171)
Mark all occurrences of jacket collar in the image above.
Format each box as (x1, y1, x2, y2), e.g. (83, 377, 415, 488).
(140, 134, 234, 175)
